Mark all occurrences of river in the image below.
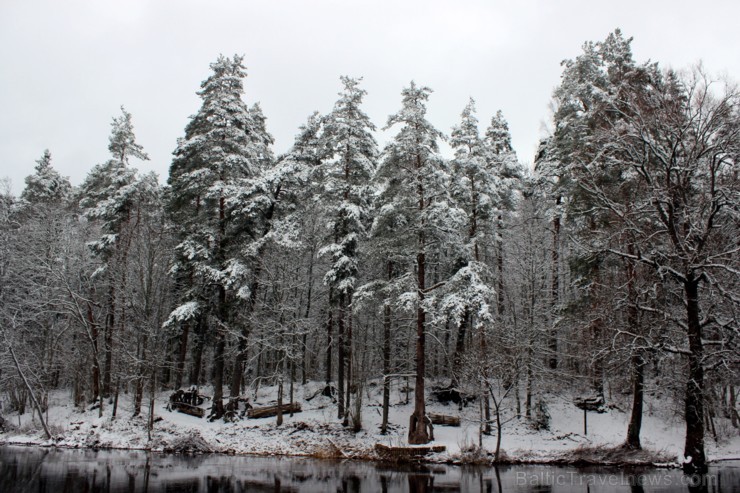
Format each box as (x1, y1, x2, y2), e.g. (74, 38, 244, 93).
(1, 445, 738, 492)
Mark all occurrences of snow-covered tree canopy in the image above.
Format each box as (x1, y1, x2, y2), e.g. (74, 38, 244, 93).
(20, 149, 71, 205)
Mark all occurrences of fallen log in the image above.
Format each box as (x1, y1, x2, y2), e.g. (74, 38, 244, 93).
(430, 385, 475, 408)
(247, 402, 302, 419)
(374, 443, 446, 460)
(428, 413, 460, 427)
(171, 402, 205, 418)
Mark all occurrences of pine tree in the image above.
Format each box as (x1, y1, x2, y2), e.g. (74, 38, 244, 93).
(80, 106, 150, 399)
(318, 76, 378, 424)
(20, 150, 71, 206)
(446, 99, 499, 434)
(376, 82, 461, 444)
(108, 107, 149, 165)
(168, 54, 272, 419)
(483, 110, 521, 322)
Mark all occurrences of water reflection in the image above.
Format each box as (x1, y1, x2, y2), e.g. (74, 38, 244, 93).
(0, 446, 737, 492)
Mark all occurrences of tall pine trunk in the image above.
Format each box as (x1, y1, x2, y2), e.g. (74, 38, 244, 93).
(103, 283, 115, 397)
(409, 167, 431, 444)
(381, 261, 393, 434)
(325, 288, 333, 385)
(229, 274, 260, 397)
(408, 248, 430, 444)
(211, 286, 227, 420)
(337, 292, 346, 420)
(175, 321, 189, 389)
(210, 193, 228, 420)
(548, 195, 561, 370)
(343, 293, 353, 426)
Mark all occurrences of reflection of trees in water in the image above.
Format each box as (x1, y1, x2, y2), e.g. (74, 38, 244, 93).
(407, 473, 434, 493)
(2, 447, 740, 492)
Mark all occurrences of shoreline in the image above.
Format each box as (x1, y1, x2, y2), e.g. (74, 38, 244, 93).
(1, 385, 737, 471)
(0, 438, 692, 469)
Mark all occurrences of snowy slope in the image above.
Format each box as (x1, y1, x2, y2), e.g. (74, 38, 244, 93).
(2, 380, 738, 465)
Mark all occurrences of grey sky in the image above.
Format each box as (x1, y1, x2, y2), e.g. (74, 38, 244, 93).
(1, 0, 739, 194)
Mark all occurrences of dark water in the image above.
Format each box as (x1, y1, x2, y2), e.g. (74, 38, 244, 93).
(0, 445, 738, 492)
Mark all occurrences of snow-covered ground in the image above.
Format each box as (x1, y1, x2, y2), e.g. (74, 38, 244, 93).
(2, 380, 738, 465)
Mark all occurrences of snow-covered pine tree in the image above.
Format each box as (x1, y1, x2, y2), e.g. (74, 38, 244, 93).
(80, 106, 150, 399)
(168, 55, 272, 419)
(445, 99, 498, 433)
(317, 76, 378, 425)
(224, 108, 322, 401)
(447, 99, 499, 331)
(376, 82, 464, 444)
(108, 106, 150, 165)
(483, 110, 521, 327)
(281, 112, 337, 386)
(20, 150, 71, 206)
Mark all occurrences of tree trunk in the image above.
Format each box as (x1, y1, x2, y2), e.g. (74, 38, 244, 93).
(276, 376, 284, 427)
(497, 214, 505, 317)
(133, 332, 150, 417)
(229, 246, 268, 397)
(409, 247, 430, 444)
(683, 275, 706, 473)
(626, 352, 645, 449)
(147, 369, 156, 442)
(189, 315, 205, 387)
(409, 159, 430, 445)
(337, 292, 346, 420)
(525, 346, 533, 419)
(452, 311, 468, 382)
(381, 261, 392, 435)
(343, 293, 353, 426)
(625, 250, 644, 449)
(325, 287, 333, 385)
(88, 302, 101, 404)
(7, 336, 51, 439)
(494, 396, 503, 461)
(302, 248, 315, 385)
(112, 378, 120, 419)
(211, 286, 227, 420)
(548, 195, 561, 370)
(481, 323, 491, 435)
(103, 283, 115, 397)
(174, 321, 189, 389)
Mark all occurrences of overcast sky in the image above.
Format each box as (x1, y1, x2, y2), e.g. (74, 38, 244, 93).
(1, 0, 739, 194)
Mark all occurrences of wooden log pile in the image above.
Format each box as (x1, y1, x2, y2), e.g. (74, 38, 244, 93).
(170, 401, 205, 418)
(168, 387, 207, 418)
(428, 413, 460, 427)
(246, 402, 301, 419)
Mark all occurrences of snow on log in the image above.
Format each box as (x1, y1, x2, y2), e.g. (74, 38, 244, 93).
(168, 388, 207, 418)
(428, 413, 460, 427)
(170, 402, 206, 418)
(246, 402, 301, 419)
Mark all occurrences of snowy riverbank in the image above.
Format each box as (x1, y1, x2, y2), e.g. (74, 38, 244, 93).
(2, 381, 738, 466)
